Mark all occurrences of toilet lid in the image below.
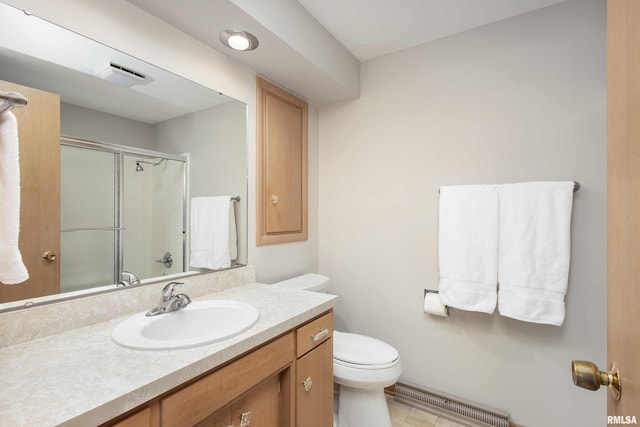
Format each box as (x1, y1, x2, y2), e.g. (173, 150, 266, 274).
(333, 331, 399, 366)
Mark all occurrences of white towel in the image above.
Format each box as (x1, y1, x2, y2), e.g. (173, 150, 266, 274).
(498, 182, 574, 326)
(190, 196, 237, 270)
(438, 185, 499, 313)
(0, 112, 29, 284)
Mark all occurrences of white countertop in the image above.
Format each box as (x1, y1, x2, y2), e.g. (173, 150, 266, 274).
(0, 283, 337, 427)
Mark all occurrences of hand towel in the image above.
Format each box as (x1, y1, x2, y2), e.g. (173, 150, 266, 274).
(498, 181, 574, 326)
(0, 111, 29, 284)
(190, 196, 237, 270)
(438, 185, 499, 313)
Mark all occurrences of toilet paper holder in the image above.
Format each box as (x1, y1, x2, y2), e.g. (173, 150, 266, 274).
(424, 289, 450, 316)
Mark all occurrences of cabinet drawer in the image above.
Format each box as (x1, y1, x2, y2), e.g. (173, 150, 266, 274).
(161, 332, 294, 427)
(296, 311, 333, 358)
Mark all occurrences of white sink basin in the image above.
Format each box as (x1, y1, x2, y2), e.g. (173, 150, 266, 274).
(112, 300, 260, 350)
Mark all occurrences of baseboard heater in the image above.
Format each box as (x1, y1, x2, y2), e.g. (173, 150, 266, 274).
(392, 382, 510, 427)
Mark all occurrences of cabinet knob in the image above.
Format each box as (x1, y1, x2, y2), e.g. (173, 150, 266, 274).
(270, 194, 279, 205)
(302, 376, 313, 392)
(42, 251, 57, 261)
(239, 411, 252, 427)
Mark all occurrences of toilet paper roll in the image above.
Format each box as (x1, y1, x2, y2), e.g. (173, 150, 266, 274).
(424, 292, 449, 317)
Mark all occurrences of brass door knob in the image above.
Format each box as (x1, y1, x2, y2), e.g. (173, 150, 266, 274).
(42, 251, 57, 261)
(571, 360, 621, 400)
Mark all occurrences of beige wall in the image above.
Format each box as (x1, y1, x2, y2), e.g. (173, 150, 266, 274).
(5, 0, 319, 283)
(61, 102, 155, 149)
(318, 1, 606, 425)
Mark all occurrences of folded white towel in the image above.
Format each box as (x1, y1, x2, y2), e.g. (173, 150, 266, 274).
(190, 196, 237, 270)
(0, 111, 29, 284)
(438, 185, 499, 313)
(498, 181, 574, 326)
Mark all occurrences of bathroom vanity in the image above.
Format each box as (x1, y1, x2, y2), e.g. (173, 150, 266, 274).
(0, 267, 337, 426)
(106, 311, 333, 427)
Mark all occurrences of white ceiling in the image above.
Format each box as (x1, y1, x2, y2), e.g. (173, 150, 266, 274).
(297, 0, 565, 62)
(126, 0, 566, 104)
(0, 1, 231, 124)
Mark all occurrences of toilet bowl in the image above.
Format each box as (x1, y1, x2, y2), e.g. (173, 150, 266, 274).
(273, 274, 401, 427)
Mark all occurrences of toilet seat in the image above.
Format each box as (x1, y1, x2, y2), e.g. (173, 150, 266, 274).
(333, 331, 399, 369)
(332, 331, 402, 390)
(334, 357, 400, 370)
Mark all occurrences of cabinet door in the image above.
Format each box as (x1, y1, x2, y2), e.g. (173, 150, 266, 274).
(196, 408, 231, 427)
(231, 375, 281, 427)
(0, 79, 60, 302)
(296, 339, 333, 427)
(109, 407, 152, 427)
(256, 77, 308, 245)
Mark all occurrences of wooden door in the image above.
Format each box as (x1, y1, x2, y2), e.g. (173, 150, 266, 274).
(607, 0, 640, 418)
(256, 77, 308, 245)
(0, 80, 60, 303)
(296, 339, 333, 427)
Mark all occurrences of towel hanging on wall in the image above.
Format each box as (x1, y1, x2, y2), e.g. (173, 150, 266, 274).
(437, 184, 499, 314)
(0, 112, 29, 284)
(190, 196, 237, 270)
(497, 181, 574, 326)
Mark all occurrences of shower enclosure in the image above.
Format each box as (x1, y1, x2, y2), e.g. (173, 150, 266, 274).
(60, 137, 187, 293)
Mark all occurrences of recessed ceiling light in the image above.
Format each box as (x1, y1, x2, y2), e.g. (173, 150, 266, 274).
(219, 30, 259, 51)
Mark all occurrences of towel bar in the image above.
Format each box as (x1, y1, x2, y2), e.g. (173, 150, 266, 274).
(0, 91, 28, 116)
(438, 181, 580, 193)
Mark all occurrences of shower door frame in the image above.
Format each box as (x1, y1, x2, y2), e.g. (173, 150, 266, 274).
(60, 136, 188, 288)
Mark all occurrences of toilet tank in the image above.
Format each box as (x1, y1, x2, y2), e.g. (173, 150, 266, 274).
(272, 273, 329, 293)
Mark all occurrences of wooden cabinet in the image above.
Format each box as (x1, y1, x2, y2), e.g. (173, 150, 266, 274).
(109, 407, 153, 427)
(256, 77, 308, 246)
(295, 312, 334, 427)
(197, 375, 280, 427)
(103, 311, 334, 427)
(161, 333, 293, 427)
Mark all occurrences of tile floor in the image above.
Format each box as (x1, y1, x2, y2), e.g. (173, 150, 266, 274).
(386, 396, 468, 427)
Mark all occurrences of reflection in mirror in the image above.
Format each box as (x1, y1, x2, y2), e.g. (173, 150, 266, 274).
(0, 2, 248, 309)
(60, 138, 188, 292)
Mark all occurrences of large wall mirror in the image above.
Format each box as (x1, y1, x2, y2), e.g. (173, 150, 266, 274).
(0, 2, 248, 310)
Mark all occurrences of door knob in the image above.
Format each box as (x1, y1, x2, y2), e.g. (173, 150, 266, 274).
(571, 360, 621, 400)
(42, 251, 56, 261)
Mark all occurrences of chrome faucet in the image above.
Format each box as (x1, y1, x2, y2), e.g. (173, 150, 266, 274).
(118, 270, 141, 287)
(145, 282, 192, 316)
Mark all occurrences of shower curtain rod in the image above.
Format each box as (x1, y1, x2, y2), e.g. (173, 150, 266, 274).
(0, 91, 28, 115)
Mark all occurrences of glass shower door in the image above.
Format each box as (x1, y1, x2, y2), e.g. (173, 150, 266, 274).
(60, 145, 119, 292)
(122, 154, 185, 280)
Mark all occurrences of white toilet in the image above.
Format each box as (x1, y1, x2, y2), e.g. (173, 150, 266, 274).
(273, 273, 401, 427)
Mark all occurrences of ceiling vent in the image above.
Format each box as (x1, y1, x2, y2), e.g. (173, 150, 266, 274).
(96, 62, 152, 87)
